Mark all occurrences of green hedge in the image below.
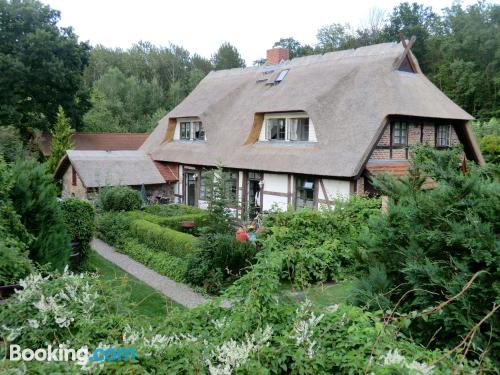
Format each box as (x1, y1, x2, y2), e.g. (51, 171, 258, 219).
(144, 204, 204, 217)
(129, 219, 197, 258)
(119, 239, 188, 283)
(128, 211, 209, 230)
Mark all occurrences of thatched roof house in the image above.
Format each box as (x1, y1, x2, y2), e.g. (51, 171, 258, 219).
(139, 41, 482, 214)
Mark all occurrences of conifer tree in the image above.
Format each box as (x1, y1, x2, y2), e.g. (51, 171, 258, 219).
(46, 106, 74, 173)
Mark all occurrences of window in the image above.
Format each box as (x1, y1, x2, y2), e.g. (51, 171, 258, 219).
(295, 177, 315, 209)
(267, 118, 286, 140)
(193, 121, 205, 140)
(275, 69, 289, 83)
(199, 169, 212, 200)
(436, 124, 451, 147)
(180, 122, 191, 140)
(289, 118, 309, 141)
(178, 120, 205, 141)
(224, 171, 239, 204)
(265, 115, 311, 142)
(392, 121, 408, 146)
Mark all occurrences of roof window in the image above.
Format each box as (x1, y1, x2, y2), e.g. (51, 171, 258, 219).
(274, 69, 289, 83)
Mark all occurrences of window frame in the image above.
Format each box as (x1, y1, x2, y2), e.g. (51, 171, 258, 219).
(436, 124, 451, 148)
(391, 121, 408, 146)
(264, 113, 311, 142)
(177, 119, 205, 141)
(193, 121, 205, 141)
(180, 122, 191, 140)
(294, 176, 316, 209)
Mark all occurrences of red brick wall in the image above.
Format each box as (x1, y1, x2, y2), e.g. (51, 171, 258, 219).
(369, 122, 462, 162)
(266, 48, 289, 65)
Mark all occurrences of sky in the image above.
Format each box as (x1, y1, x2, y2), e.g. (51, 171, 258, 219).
(42, 0, 481, 65)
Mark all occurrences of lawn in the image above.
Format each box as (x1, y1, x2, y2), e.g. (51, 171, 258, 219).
(301, 280, 356, 309)
(87, 251, 182, 319)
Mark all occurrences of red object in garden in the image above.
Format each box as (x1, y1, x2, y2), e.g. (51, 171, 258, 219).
(181, 221, 195, 229)
(235, 228, 249, 242)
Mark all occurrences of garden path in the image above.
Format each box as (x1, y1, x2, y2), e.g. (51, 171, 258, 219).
(91, 238, 211, 308)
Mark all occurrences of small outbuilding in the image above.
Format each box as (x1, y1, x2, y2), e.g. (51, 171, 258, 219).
(54, 150, 177, 201)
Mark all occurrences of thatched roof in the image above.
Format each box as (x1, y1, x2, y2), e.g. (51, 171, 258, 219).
(142, 42, 474, 177)
(40, 132, 149, 157)
(55, 150, 165, 188)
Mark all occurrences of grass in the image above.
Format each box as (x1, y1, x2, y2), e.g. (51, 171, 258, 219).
(292, 280, 356, 309)
(87, 251, 182, 319)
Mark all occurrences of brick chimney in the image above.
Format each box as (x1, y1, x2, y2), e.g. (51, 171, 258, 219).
(266, 48, 289, 65)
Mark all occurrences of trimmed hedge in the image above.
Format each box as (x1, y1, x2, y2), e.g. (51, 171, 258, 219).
(98, 186, 142, 212)
(144, 204, 203, 217)
(61, 198, 95, 244)
(128, 211, 209, 230)
(129, 219, 197, 258)
(96, 212, 133, 247)
(119, 239, 187, 283)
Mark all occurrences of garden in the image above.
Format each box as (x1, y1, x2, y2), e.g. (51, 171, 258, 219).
(0, 145, 498, 373)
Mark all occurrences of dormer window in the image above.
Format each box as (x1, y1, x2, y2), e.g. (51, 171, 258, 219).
(193, 122, 205, 140)
(263, 113, 313, 142)
(176, 119, 205, 141)
(180, 122, 191, 140)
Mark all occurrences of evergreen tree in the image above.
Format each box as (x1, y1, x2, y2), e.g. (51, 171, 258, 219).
(46, 106, 74, 173)
(9, 158, 70, 271)
(212, 42, 246, 70)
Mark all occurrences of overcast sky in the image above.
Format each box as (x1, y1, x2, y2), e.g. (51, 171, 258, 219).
(42, 0, 481, 64)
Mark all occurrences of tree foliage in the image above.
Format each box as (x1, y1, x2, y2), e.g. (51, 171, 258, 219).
(211, 42, 245, 70)
(8, 158, 70, 270)
(355, 145, 499, 364)
(46, 106, 74, 173)
(0, 0, 90, 132)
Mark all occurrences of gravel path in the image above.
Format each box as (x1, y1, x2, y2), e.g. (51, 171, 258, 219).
(91, 238, 209, 308)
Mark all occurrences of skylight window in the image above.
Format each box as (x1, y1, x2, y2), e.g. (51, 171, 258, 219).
(274, 69, 289, 83)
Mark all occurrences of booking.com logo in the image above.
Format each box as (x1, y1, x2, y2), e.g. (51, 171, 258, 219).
(9, 344, 136, 363)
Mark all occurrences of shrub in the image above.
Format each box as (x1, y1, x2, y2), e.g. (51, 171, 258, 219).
(128, 211, 209, 230)
(357, 145, 500, 363)
(0, 158, 33, 284)
(259, 196, 381, 285)
(9, 158, 70, 271)
(61, 198, 96, 267)
(185, 233, 257, 293)
(120, 239, 188, 282)
(96, 212, 133, 247)
(0, 268, 128, 352)
(98, 186, 142, 212)
(0, 237, 33, 285)
(129, 219, 197, 258)
(144, 204, 204, 217)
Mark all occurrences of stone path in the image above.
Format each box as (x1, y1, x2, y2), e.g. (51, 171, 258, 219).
(91, 238, 209, 309)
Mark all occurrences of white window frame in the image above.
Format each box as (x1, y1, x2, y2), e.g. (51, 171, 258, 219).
(175, 118, 206, 141)
(262, 112, 315, 142)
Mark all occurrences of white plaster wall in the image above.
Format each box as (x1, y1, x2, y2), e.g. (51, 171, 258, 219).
(262, 173, 288, 211)
(263, 195, 288, 211)
(309, 121, 318, 142)
(318, 179, 350, 200)
(263, 173, 288, 193)
(173, 123, 180, 140)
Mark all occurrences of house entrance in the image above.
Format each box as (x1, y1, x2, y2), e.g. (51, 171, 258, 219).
(247, 171, 262, 218)
(184, 172, 197, 206)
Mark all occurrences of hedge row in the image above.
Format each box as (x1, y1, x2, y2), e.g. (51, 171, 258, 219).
(143, 204, 204, 217)
(129, 219, 197, 258)
(128, 211, 209, 230)
(120, 239, 187, 283)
